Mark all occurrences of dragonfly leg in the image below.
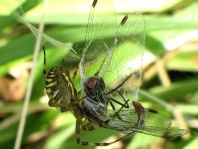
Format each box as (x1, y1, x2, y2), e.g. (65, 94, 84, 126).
(113, 99, 129, 118)
(106, 96, 130, 122)
(106, 99, 123, 121)
(117, 90, 130, 108)
(105, 73, 134, 95)
(107, 97, 129, 108)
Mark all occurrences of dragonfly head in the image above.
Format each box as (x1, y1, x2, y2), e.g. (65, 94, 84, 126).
(84, 76, 105, 92)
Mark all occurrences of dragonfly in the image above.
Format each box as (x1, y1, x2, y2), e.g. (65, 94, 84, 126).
(76, 0, 144, 145)
(79, 0, 144, 124)
(76, 0, 187, 146)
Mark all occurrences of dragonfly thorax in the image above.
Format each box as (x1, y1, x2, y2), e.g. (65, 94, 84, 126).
(82, 76, 109, 124)
(83, 76, 106, 104)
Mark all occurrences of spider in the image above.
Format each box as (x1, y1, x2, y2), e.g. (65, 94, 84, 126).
(76, 0, 187, 145)
(43, 44, 132, 146)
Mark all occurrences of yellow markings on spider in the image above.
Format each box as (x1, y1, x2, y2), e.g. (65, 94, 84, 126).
(46, 88, 52, 94)
(46, 78, 53, 82)
(63, 73, 75, 97)
(50, 71, 55, 74)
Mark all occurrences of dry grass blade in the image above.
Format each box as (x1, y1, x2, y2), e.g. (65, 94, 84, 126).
(14, 1, 47, 149)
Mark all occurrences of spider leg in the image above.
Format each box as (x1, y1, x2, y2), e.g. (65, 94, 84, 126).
(81, 118, 95, 131)
(43, 45, 47, 76)
(72, 70, 78, 80)
(75, 119, 134, 146)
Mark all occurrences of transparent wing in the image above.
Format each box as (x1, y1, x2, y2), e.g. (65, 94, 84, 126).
(103, 12, 145, 104)
(79, 0, 117, 84)
(79, 0, 145, 108)
(105, 109, 187, 138)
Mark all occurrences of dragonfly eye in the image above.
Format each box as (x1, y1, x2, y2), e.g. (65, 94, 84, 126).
(84, 77, 105, 91)
(98, 77, 105, 91)
(84, 77, 97, 89)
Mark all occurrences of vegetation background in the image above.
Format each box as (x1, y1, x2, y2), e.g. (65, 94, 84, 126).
(0, 0, 197, 149)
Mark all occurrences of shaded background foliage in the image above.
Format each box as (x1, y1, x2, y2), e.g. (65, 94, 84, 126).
(0, 0, 198, 149)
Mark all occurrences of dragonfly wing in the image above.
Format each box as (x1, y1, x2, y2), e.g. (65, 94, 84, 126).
(79, 0, 145, 110)
(131, 127, 188, 139)
(103, 12, 145, 100)
(79, 0, 117, 83)
(105, 109, 186, 138)
(100, 8, 145, 111)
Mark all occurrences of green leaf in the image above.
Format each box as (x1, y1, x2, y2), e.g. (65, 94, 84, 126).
(167, 50, 198, 72)
(44, 123, 75, 149)
(183, 137, 198, 149)
(126, 134, 157, 149)
(0, 0, 43, 30)
(149, 78, 198, 100)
